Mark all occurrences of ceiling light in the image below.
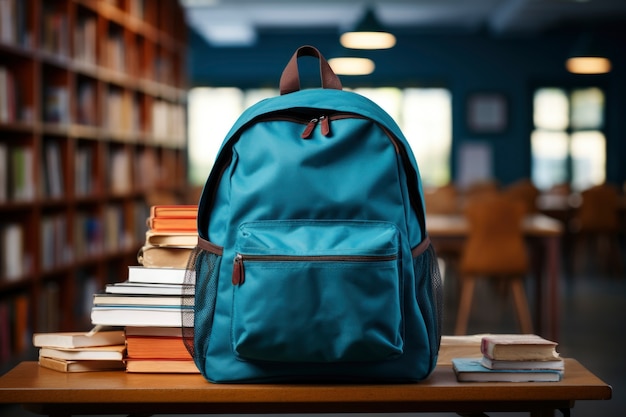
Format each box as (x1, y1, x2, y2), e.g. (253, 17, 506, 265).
(340, 8, 396, 50)
(565, 33, 611, 75)
(328, 57, 375, 76)
(566, 57, 611, 74)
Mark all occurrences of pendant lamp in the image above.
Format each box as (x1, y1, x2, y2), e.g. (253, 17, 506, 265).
(340, 8, 396, 50)
(565, 33, 611, 74)
(328, 46, 376, 76)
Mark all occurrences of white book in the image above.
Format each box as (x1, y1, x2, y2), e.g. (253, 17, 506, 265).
(105, 281, 190, 296)
(93, 293, 191, 307)
(127, 265, 188, 285)
(33, 330, 125, 348)
(91, 306, 189, 327)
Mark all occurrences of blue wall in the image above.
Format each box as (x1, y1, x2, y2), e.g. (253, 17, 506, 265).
(187, 25, 626, 187)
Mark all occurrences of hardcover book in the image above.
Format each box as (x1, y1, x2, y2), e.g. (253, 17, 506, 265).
(104, 281, 189, 296)
(38, 355, 125, 373)
(150, 205, 198, 218)
(481, 334, 560, 361)
(126, 335, 192, 359)
(91, 305, 191, 327)
(146, 216, 197, 232)
(38, 344, 126, 361)
(127, 265, 187, 285)
(145, 230, 197, 247)
(124, 358, 200, 373)
(452, 357, 563, 382)
(93, 293, 191, 307)
(480, 356, 564, 371)
(137, 245, 194, 268)
(33, 330, 125, 349)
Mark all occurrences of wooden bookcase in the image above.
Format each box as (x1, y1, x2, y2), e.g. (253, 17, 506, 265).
(0, 0, 188, 369)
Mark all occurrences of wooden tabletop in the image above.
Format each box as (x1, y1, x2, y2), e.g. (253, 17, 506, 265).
(426, 213, 563, 238)
(0, 338, 612, 415)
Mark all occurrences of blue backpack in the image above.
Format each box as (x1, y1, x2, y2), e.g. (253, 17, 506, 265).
(183, 45, 442, 383)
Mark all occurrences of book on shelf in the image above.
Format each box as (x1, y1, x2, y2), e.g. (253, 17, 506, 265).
(150, 205, 198, 218)
(91, 305, 191, 327)
(43, 86, 69, 123)
(0, 66, 17, 123)
(104, 281, 190, 296)
(480, 356, 564, 371)
(33, 330, 125, 349)
(10, 145, 35, 201)
(137, 244, 194, 269)
(43, 141, 64, 198)
(38, 355, 125, 373)
(1, 222, 24, 280)
(38, 344, 126, 361)
(93, 293, 191, 307)
(126, 335, 192, 360)
(0, 142, 7, 202)
(481, 334, 560, 361)
(124, 358, 199, 374)
(451, 358, 563, 382)
(145, 230, 198, 247)
(127, 265, 188, 285)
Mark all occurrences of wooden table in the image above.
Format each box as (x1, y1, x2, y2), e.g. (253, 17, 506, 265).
(426, 213, 563, 341)
(0, 340, 611, 417)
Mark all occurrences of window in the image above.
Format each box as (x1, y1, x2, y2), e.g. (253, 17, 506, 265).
(531, 87, 606, 191)
(187, 87, 452, 187)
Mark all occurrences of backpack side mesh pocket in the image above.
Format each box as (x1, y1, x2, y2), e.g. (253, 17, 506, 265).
(182, 238, 222, 365)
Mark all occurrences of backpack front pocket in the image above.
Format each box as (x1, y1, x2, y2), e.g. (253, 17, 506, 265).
(230, 220, 403, 363)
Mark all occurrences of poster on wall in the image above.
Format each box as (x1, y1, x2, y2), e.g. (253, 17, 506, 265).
(456, 141, 493, 190)
(466, 93, 508, 134)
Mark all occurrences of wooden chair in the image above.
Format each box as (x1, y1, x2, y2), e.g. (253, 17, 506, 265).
(504, 178, 540, 214)
(570, 183, 623, 276)
(463, 179, 499, 201)
(454, 194, 533, 335)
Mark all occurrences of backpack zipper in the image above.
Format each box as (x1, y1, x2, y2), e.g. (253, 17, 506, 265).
(261, 112, 358, 139)
(301, 115, 330, 138)
(232, 252, 397, 285)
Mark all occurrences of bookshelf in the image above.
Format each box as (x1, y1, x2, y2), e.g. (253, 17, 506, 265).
(0, 0, 188, 369)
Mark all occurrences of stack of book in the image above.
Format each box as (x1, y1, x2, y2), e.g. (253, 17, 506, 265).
(452, 334, 565, 382)
(34, 330, 126, 373)
(90, 204, 199, 373)
(139, 204, 198, 269)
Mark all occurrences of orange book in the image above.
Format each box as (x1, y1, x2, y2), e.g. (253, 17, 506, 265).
(147, 216, 197, 232)
(125, 336, 192, 360)
(124, 358, 199, 373)
(150, 205, 198, 219)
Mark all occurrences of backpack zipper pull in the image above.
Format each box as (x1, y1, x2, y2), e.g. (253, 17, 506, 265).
(319, 115, 330, 136)
(301, 118, 318, 139)
(232, 254, 245, 285)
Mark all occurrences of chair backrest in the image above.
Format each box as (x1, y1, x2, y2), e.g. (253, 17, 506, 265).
(460, 194, 528, 276)
(504, 179, 540, 213)
(424, 183, 459, 214)
(575, 183, 620, 233)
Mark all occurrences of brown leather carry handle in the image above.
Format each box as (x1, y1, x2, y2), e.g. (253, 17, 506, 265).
(279, 45, 343, 95)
